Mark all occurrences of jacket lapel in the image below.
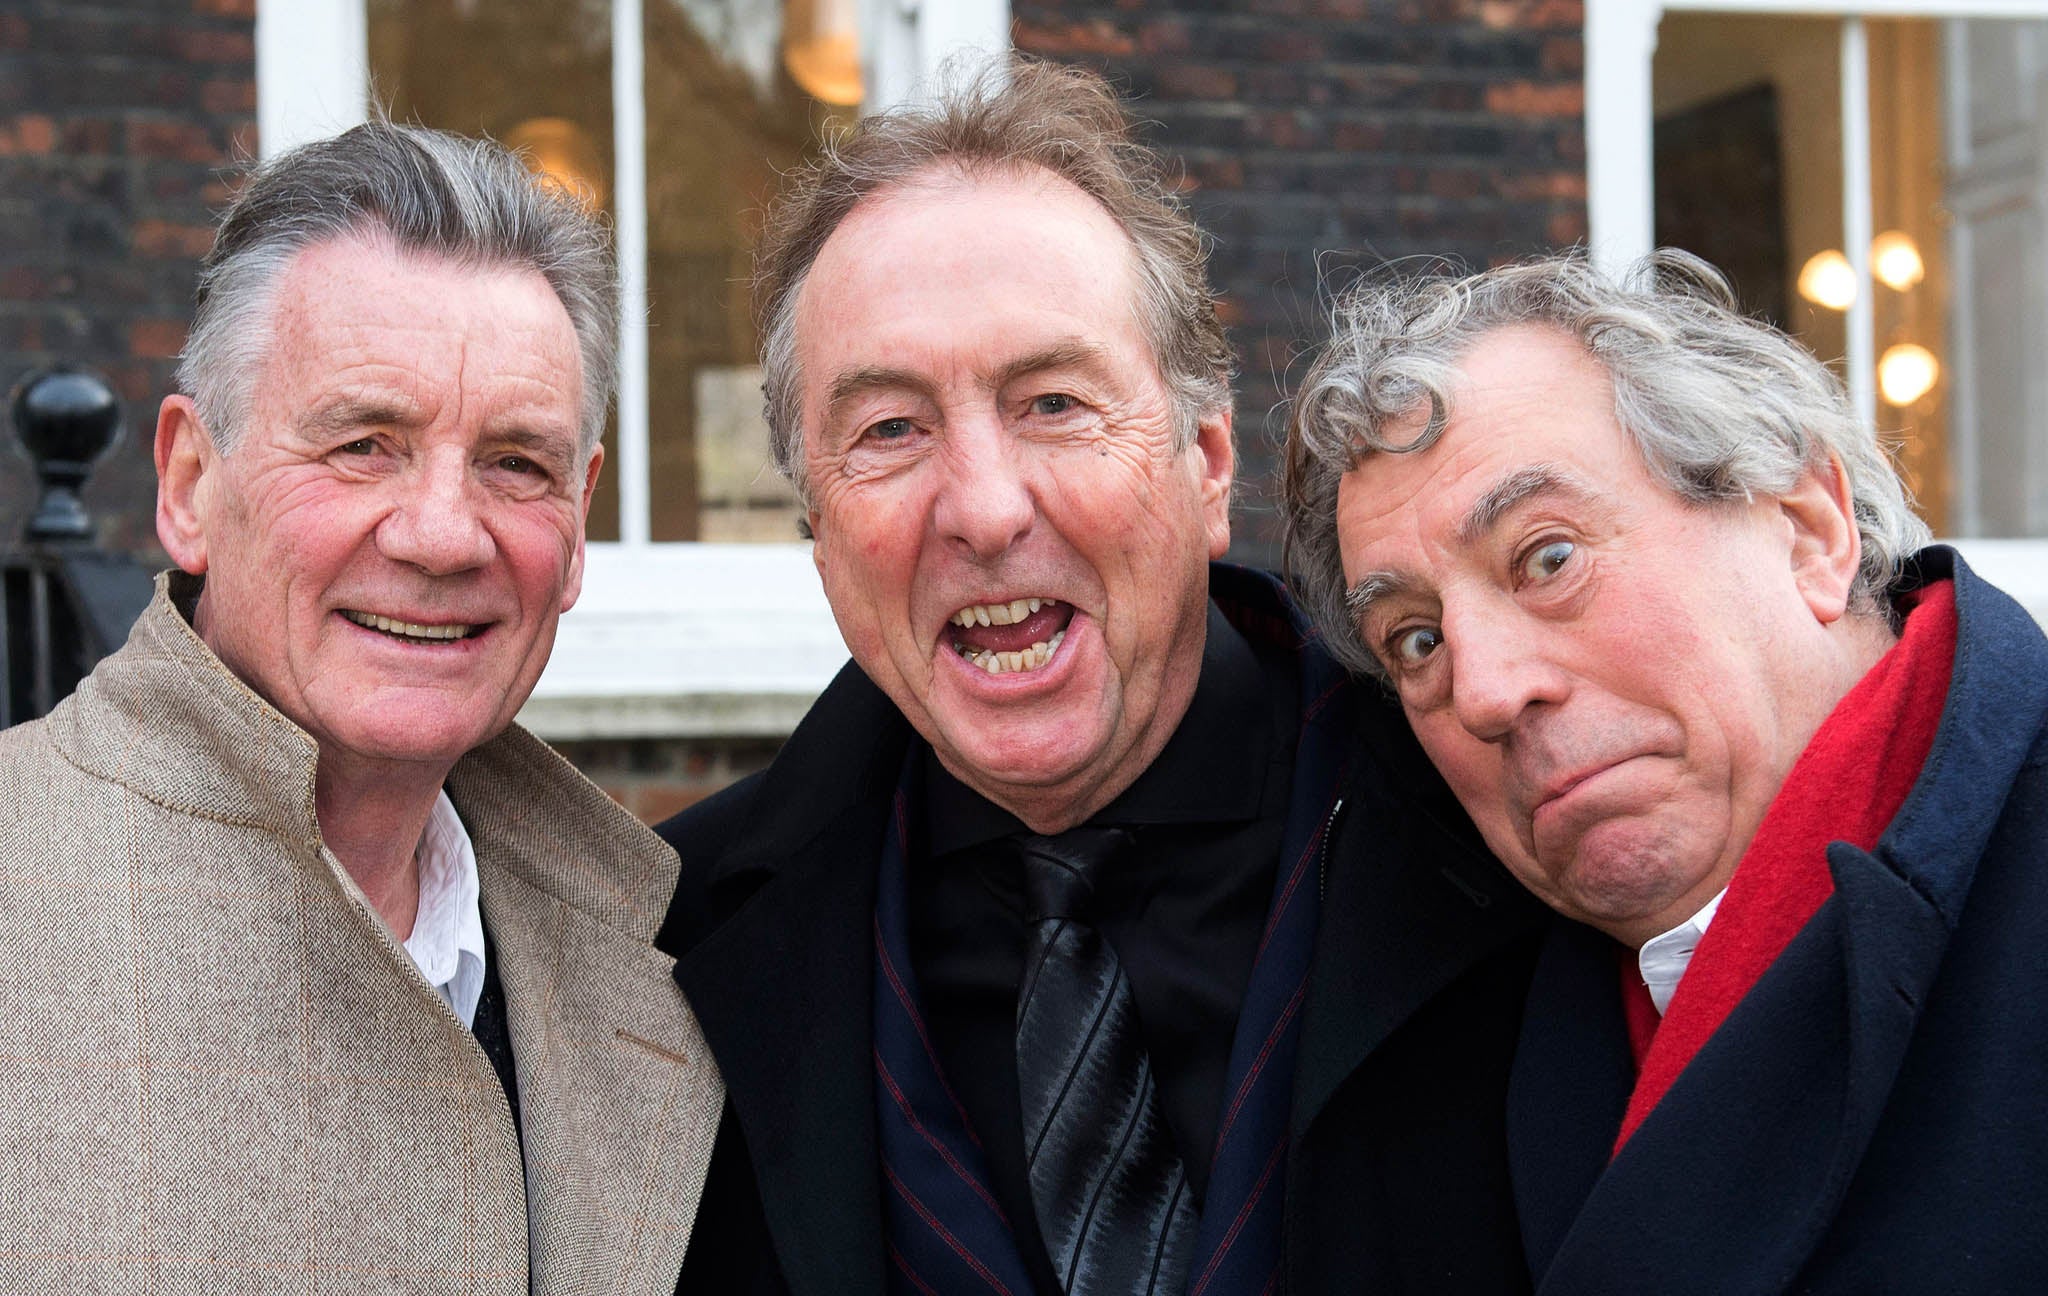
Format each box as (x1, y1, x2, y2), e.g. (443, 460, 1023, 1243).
(1505, 922, 1633, 1280)
(484, 872, 725, 1296)
(452, 730, 726, 1296)
(1292, 736, 1546, 1142)
(673, 803, 887, 1296)
(671, 665, 907, 1296)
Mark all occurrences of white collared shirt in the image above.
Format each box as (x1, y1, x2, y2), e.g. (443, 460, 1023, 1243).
(1637, 888, 1727, 1015)
(400, 790, 487, 1029)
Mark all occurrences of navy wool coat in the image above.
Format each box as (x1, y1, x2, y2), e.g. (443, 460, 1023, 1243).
(1510, 546, 2048, 1295)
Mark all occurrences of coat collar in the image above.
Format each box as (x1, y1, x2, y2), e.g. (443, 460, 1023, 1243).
(54, 573, 722, 1296)
(46, 571, 322, 838)
(1518, 546, 2048, 1293)
(669, 657, 907, 1296)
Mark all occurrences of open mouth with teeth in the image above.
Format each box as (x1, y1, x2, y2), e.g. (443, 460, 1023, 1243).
(340, 609, 482, 643)
(946, 597, 1074, 675)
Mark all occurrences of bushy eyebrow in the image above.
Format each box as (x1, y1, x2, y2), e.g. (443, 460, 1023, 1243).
(824, 366, 933, 417)
(991, 339, 1115, 391)
(1456, 463, 1593, 546)
(1344, 570, 1415, 623)
(1346, 465, 1597, 624)
(821, 339, 1117, 420)
(300, 396, 418, 439)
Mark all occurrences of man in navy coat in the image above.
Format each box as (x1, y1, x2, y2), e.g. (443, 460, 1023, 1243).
(657, 58, 1550, 1296)
(1283, 248, 2048, 1293)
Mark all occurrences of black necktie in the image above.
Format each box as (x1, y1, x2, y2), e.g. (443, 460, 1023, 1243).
(1014, 828, 1197, 1296)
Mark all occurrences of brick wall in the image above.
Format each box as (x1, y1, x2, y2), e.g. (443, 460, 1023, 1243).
(551, 735, 785, 827)
(0, 0, 254, 557)
(0, 0, 1585, 823)
(1013, 0, 1587, 564)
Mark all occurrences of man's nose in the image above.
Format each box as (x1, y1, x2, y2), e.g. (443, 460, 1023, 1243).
(376, 449, 496, 575)
(1443, 603, 1568, 743)
(932, 417, 1035, 561)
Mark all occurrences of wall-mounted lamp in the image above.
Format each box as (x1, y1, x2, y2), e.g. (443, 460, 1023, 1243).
(1871, 230, 1925, 292)
(1798, 232, 1927, 311)
(504, 117, 608, 210)
(1796, 248, 1858, 311)
(1878, 342, 1939, 406)
(783, 0, 863, 107)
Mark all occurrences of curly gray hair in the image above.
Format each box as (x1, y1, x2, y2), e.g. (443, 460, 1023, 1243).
(1282, 249, 1930, 678)
(177, 119, 618, 458)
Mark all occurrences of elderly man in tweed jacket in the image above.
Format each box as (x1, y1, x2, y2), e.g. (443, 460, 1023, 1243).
(0, 123, 721, 1294)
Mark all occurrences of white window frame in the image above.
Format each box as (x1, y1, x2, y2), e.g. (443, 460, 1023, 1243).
(256, 0, 1012, 737)
(1585, 0, 2048, 625)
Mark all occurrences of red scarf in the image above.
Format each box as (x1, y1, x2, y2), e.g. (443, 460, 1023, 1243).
(1613, 580, 1958, 1154)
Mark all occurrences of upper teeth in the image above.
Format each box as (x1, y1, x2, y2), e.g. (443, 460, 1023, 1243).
(950, 597, 1050, 628)
(342, 610, 473, 641)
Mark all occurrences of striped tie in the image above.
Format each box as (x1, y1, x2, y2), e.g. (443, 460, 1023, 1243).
(1014, 828, 1197, 1296)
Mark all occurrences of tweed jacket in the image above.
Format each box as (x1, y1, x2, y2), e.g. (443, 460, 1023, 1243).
(0, 575, 724, 1295)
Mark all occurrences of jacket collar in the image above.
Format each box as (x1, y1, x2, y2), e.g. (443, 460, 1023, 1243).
(46, 571, 322, 840)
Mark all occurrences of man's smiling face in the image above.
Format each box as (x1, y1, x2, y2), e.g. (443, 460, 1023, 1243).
(794, 166, 1233, 830)
(174, 233, 598, 777)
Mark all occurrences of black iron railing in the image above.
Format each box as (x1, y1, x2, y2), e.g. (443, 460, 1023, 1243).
(2, 368, 155, 729)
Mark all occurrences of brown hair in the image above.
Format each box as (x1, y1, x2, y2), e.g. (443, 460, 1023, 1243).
(755, 54, 1233, 506)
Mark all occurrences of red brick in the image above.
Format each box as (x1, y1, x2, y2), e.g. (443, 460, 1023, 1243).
(200, 78, 256, 115)
(193, 0, 257, 18)
(1155, 63, 1237, 101)
(180, 28, 254, 63)
(126, 118, 220, 164)
(1478, 0, 1583, 30)
(1012, 18, 1136, 57)
(0, 114, 57, 156)
(632, 784, 709, 826)
(129, 318, 187, 359)
(131, 218, 215, 258)
(61, 117, 119, 155)
(1485, 80, 1583, 117)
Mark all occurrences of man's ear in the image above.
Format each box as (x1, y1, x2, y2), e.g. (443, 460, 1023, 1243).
(155, 396, 216, 575)
(560, 442, 604, 613)
(1780, 453, 1862, 625)
(1193, 405, 1235, 559)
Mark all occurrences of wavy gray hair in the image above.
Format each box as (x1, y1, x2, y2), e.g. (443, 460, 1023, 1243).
(754, 55, 1234, 517)
(1282, 249, 1930, 678)
(177, 119, 618, 457)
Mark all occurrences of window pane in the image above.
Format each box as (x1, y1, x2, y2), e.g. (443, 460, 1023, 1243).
(643, 0, 859, 541)
(1653, 13, 1956, 535)
(368, 0, 622, 541)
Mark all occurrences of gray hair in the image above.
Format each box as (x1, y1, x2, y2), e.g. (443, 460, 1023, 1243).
(1283, 249, 1931, 678)
(177, 119, 618, 457)
(755, 55, 1234, 512)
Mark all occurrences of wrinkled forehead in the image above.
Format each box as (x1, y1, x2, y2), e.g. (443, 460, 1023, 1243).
(788, 165, 1154, 424)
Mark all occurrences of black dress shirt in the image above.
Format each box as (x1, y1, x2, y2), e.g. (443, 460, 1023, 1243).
(907, 600, 1299, 1289)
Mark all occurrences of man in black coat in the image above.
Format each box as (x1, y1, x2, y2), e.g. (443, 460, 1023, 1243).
(657, 58, 1548, 1296)
(1284, 250, 2048, 1292)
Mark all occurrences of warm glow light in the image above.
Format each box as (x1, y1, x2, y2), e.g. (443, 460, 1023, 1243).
(1872, 230, 1926, 291)
(1797, 249, 1857, 311)
(504, 117, 607, 209)
(783, 0, 864, 106)
(1879, 342, 1940, 406)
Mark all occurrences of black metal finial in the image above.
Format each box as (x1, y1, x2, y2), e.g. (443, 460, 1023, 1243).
(9, 366, 124, 543)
